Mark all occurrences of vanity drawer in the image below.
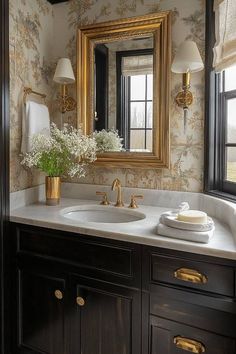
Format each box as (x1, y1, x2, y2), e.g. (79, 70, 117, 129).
(151, 253, 235, 297)
(150, 284, 236, 337)
(15, 225, 141, 287)
(150, 316, 236, 354)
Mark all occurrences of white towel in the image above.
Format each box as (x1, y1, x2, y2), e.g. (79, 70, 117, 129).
(21, 100, 50, 153)
(157, 223, 214, 243)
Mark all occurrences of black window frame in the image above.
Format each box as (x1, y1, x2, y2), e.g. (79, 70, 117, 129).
(220, 75, 236, 195)
(204, 0, 236, 202)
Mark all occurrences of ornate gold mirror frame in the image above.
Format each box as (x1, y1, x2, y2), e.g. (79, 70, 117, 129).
(77, 11, 171, 168)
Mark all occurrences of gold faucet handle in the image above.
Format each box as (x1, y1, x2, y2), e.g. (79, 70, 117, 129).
(96, 191, 110, 205)
(128, 195, 144, 209)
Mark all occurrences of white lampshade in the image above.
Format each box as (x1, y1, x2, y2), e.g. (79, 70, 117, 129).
(171, 41, 204, 74)
(53, 58, 75, 84)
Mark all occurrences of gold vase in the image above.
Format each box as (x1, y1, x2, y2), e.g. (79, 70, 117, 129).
(45, 176, 61, 206)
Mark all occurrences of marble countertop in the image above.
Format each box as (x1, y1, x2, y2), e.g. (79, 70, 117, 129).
(10, 197, 236, 260)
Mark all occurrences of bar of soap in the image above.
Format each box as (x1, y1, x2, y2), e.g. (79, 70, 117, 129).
(177, 210, 208, 224)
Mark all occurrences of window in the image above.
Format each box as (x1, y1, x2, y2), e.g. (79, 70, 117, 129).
(129, 74, 153, 151)
(205, 0, 236, 201)
(218, 65, 236, 194)
(205, 64, 236, 199)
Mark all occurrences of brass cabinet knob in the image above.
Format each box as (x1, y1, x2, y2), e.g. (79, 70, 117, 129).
(76, 296, 85, 306)
(174, 268, 207, 284)
(128, 195, 144, 208)
(54, 290, 63, 300)
(174, 336, 205, 353)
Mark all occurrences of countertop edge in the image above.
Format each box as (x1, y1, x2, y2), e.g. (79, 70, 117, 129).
(10, 214, 236, 261)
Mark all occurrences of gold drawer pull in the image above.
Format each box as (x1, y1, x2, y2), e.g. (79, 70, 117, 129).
(54, 290, 63, 300)
(174, 268, 207, 284)
(174, 336, 205, 353)
(76, 296, 85, 306)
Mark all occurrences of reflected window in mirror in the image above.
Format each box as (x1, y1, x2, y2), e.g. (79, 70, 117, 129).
(117, 49, 153, 152)
(93, 36, 154, 153)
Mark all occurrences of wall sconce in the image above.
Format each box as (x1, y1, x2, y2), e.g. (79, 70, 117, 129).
(53, 58, 76, 114)
(171, 41, 204, 130)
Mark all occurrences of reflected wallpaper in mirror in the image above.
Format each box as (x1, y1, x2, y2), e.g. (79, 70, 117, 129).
(94, 36, 154, 152)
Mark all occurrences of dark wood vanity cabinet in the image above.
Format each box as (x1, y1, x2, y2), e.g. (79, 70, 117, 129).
(70, 276, 141, 354)
(17, 262, 68, 354)
(10, 223, 236, 354)
(12, 224, 141, 354)
(17, 261, 140, 354)
(143, 247, 236, 354)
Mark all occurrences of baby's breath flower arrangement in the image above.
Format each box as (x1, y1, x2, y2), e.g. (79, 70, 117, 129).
(93, 129, 123, 152)
(21, 123, 97, 178)
(21, 123, 97, 205)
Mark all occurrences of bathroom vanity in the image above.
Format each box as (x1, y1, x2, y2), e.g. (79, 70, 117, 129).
(10, 222, 236, 354)
(9, 189, 236, 354)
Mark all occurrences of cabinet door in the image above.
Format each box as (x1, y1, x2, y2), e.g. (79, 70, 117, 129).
(150, 316, 236, 354)
(17, 263, 68, 354)
(70, 276, 141, 354)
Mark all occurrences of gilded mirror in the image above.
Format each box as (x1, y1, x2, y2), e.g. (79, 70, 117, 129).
(77, 12, 171, 168)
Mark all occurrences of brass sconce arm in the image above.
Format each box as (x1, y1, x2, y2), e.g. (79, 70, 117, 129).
(175, 72, 193, 110)
(57, 85, 77, 114)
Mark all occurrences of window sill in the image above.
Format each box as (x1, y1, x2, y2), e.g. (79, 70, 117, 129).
(204, 190, 236, 204)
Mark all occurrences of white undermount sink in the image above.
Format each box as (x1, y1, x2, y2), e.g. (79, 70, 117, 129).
(61, 205, 146, 223)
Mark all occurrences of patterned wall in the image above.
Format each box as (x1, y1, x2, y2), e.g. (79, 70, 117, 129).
(9, 0, 55, 192)
(10, 0, 205, 193)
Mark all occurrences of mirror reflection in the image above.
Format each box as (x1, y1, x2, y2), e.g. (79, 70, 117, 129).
(94, 36, 154, 152)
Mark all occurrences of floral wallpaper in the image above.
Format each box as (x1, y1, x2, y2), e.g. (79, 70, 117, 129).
(53, 0, 205, 192)
(9, 0, 55, 192)
(10, 0, 205, 193)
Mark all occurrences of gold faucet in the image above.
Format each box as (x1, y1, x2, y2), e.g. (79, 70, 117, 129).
(111, 178, 124, 207)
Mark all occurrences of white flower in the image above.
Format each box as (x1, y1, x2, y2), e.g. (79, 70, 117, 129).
(68, 165, 86, 178)
(21, 123, 97, 178)
(93, 129, 123, 152)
